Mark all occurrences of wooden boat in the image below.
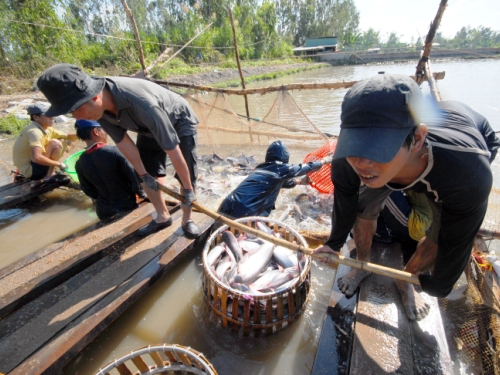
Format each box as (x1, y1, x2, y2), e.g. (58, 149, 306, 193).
(0, 202, 214, 375)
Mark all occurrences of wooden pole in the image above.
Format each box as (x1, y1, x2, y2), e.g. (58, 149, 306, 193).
(157, 182, 420, 285)
(227, 7, 251, 120)
(120, 0, 146, 72)
(156, 23, 213, 72)
(415, 0, 448, 84)
(151, 71, 445, 95)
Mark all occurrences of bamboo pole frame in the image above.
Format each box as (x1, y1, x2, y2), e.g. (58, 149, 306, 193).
(152, 72, 445, 95)
(415, 0, 448, 84)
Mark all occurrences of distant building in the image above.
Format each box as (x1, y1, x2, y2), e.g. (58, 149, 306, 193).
(293, 36, 339, 56)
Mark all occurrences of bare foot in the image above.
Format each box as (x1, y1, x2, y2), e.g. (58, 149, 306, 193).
(395, 280, 431, 321)
(337, 269, 372, 297)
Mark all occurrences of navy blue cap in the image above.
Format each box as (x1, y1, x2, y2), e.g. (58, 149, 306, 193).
(75, 119, 101, 129)
(333, 74, 423, 163)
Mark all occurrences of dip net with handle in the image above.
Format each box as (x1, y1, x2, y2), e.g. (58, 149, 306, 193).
(94, 343, 218, 375)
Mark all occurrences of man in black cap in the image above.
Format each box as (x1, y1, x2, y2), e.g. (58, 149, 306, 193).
(36, 64, 200, 238)
(12, 102, 77, 181)
(74, 119, 146, 221)
(314, 73, 500, 321)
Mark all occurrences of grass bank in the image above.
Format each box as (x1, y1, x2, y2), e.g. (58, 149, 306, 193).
(213, 62, 330, 88)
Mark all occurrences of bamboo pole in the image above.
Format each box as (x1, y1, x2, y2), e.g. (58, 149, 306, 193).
(120, 0, 146, 72)
(152, 71, 445, 95)
(227, 7, 251, 120)
(156, 23, 213, 72)
(157, 182, 420, 285)
(415, 0, 448, 84)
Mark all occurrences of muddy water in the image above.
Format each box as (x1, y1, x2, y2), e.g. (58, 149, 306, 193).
(0, 59, 499, 374)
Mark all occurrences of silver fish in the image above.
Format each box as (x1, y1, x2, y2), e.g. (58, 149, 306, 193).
(233, 242, 275, 284)
(215, 255, 233, 280)
(207, 244, 225, 267)
(272, 246, 296, 269)
(221, 231, 244, 263)
(250, 266, 299, 291)
(256, 221, 274, 235)
(292, 204, 307, 224)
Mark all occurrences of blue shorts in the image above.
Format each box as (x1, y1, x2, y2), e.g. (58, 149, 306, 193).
(30, 162, 49, 180)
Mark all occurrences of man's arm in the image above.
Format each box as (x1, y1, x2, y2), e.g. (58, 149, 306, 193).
(166, 146, 193, 190)
(115, 133, 148, 176)
(115, 148, 143, 194)
(324, 158, 360, 250)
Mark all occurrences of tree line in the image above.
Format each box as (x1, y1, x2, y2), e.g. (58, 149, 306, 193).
(0, 0, 499, 79)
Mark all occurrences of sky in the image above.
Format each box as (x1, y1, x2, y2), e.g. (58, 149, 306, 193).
(354, 0, 500, 43)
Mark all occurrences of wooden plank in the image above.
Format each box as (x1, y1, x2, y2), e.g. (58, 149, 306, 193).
(410, 296, 454, 374)
(6, 212, 213, 375)
(0, 203, 160, 319)
(0, 179, 69, 210)
(311, 241, 357, 375)
(349, 241, 414, 375)
(349, 241, 453, 375)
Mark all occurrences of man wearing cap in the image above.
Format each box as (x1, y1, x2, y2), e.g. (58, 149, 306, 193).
(12, 102, 78, 181)
(74, 119, 146, 221)
(314, 73, 500, 321)
(36, 64, 200, 238)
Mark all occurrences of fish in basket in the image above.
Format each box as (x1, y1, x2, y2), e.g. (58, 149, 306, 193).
(202, 217, 311, 336)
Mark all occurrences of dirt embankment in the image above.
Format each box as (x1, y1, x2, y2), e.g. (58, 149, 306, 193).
(163, 62, 318, 85)
(0, 62, 320, 111)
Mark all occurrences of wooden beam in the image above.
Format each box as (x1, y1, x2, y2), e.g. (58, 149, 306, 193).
(1, 212, 213, 374)
(153, 72, 445, 96)
(0, 204, 160, 319)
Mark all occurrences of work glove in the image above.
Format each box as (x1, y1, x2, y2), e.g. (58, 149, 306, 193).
(182, 188, 196, 208)
(59, 162, 69, 171)
(320, 155, 333, 165)
(140, 173, 158, 192)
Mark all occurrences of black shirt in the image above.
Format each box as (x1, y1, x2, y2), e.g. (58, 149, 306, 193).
(76, 144, 142, 220)
(325, 100, 498, 297)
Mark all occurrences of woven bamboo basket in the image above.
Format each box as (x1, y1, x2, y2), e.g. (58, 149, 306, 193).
(94, 343, 217, 375)
(202, 217, 311, 337)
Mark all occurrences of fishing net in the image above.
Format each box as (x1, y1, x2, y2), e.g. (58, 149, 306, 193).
(182, 88, 330, 161)
(438, 189, 500, 375)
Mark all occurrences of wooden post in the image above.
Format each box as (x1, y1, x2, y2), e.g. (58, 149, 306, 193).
(120, 0, 147, 72)
(415, 0, 448, 84)
(227, 7, 251, 121)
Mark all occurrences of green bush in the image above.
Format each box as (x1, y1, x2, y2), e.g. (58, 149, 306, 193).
(0, 115, 30, 136)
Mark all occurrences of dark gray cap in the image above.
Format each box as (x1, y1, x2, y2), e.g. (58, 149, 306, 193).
(26, 102, 50, 115)
(333, 74, 423, 163)
(37, 64, 105, 117)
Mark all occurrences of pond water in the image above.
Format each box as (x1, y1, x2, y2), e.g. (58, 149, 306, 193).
(0, 58, 499, 375)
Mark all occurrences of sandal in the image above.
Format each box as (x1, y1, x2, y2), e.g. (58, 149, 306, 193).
(182, 220, 201, 239)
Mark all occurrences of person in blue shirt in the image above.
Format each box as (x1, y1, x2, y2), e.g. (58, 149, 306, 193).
(218, 140, 330, 219)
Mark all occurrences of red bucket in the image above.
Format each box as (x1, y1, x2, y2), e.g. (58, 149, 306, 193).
(303, 140, 337, 194)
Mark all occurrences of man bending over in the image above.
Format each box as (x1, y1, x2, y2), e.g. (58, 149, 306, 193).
(314, 73, 500, 321)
